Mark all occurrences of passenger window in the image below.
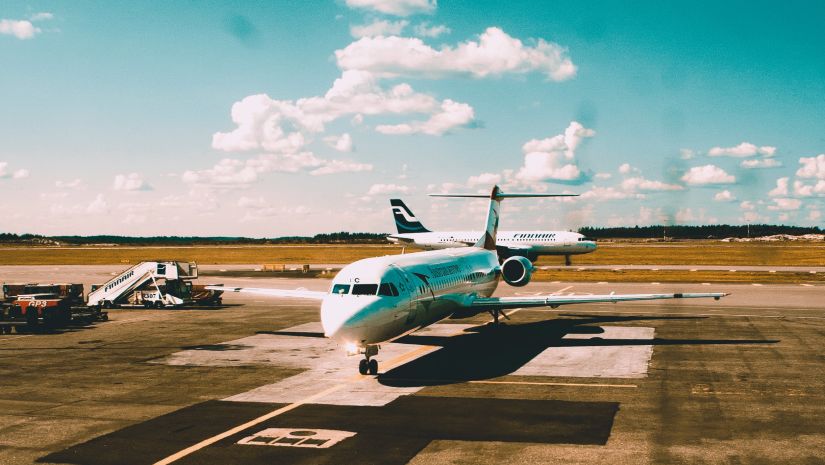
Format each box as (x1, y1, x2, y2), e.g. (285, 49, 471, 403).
(331, 284, 350, 295)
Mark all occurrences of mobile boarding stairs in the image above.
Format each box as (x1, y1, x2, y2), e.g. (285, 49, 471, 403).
(86, 261, 198, 308)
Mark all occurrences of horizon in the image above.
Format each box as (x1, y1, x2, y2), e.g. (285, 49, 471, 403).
(2, 1, 823, 235)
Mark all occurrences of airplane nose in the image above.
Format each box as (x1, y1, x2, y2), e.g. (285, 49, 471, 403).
(320, 296, 371, 340)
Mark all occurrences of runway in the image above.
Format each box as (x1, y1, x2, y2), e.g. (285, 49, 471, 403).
(1, 268, 824, 464)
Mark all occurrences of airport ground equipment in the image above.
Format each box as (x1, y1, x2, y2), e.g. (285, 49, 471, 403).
(86, 261, 198, 308)
(0, 284, 108, 333)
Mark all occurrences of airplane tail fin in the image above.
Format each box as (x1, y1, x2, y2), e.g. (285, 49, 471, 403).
(390, 199, 430, 234)
(430, 186, 577, 252)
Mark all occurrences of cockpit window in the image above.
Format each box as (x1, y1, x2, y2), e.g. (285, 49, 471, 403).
(352, 284, 379, 295)
(331, 284, 350, 295)
(378, 283, 400, 297)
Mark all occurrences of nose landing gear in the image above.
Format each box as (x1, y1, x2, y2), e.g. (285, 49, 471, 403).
(357, 345, 379, 375)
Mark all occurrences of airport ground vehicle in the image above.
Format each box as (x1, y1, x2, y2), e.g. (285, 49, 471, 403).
(0, 284, 109, 333)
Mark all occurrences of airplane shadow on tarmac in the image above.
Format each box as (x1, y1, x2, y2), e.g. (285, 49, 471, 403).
(378, 315, 780, 387)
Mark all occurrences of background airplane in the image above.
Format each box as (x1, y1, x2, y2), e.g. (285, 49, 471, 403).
(209, 186, 726, 375)
(387, 198, 597, 265)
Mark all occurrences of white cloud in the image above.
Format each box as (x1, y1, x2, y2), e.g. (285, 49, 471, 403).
(768, 177, 789, 197)
(741, 158, 781, 169)
(680, 148, 695, 160)
(594, 172, 612, 180)
(413, 22, 450, 38)
(515, 121, 594, 183)
(309, 159, 372, 176)
(345, 0, 436, 16)
(0, 162, 29, 180)
(183, 153, 372, 188)
(793, 179, 825, 197)
(741, 211, 768, 223)
(796, 154, 825, 179)
(740, 201, 755, 211)
(324, 133, 354, 152)
(0, 19, 39, 40)
(367, 183, 410, 195)
(809, 210, 822, 221)
(579, 186, 644, 201)
(375, 98, 474, 135)
(113, 173, 152, 191)
(212, 70, 473, 152)
(680, 165, 736, 185)
(768, 198, 802, 211)
(708, 142, 776, 158)
(86, 194, 108, 214)
(237, 196, 310, 221)
(618, 163, 639, 175)
(56, 178, 84, 189)
(30, 12, 54, 21)
(714, 190, 736, 202)
(675, 208, 697, 223)
(335, 27, 576, 81)
(620, 177, 683, 192)
(467, 173, 502, 187)
(350, 19, 408, 38)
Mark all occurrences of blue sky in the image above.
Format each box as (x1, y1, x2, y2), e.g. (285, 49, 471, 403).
(1, 0, 823, 236)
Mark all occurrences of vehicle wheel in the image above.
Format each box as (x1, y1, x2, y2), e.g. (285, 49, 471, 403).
(368, 359, 378, 375)
(25, 309, 38, 329)
(1, 325, 10, 334)
(154, 301, 163, 309)
(103, 301, 113, 309)
(358, 359, 368, 375)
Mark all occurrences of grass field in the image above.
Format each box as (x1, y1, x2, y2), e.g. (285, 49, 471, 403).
(0, 241, 822, 267)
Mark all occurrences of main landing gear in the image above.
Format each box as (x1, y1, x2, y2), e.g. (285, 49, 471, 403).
(357, 345, 379, 375)
(565, 254, 572, 266)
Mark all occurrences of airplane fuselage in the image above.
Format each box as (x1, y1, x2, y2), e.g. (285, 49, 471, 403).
(320, 247, 499, 348)
(387, 230, 596, 257)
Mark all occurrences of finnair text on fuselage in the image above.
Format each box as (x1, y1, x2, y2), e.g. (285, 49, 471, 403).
(387, 230, 596, 255)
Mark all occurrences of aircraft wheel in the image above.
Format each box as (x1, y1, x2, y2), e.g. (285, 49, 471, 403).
(368, 359, 378, 375)
(358, 359, 368, 375)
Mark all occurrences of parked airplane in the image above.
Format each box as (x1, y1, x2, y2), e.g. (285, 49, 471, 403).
(209, 186, 726, 375)
(386, 198, 596, 265)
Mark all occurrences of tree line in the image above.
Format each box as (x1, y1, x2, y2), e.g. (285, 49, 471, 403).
(578, 224, 823, 239)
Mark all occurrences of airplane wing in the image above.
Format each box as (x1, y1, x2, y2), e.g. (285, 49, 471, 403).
(468, 292, 727, 310)
(205, 285, 326, 300)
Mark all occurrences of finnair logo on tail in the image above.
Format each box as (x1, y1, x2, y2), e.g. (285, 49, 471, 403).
(390, 200, 430, 233)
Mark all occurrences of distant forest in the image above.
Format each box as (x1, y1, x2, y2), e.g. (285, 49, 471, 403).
(0, 232, 390, 245)
(578, 224, 823, 239)
(1, 225, 822, 245)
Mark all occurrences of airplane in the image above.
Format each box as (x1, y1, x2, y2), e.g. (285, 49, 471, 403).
(208, 186, 726, 375)
(386, 198, 596, 265)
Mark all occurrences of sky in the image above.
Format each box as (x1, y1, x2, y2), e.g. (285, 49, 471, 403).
(1, 0, 824, 236)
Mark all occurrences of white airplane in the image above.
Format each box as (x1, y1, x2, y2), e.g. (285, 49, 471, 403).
(209, 186, 726, 375)
(386, 198, 596, 265)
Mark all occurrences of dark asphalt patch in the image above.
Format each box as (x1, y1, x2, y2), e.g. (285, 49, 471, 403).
(42, 396, 618, 465)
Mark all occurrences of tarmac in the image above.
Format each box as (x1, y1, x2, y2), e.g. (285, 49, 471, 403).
(0, 266, 824, 464)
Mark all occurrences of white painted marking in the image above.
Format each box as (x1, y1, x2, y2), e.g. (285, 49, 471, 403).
(0, 335, 33, 343)
(690, 269, 698, 272)
(154, 384, 346, 465)
(800, 284, 814, 287)
(769, 270, 777, 273)
(752, 283, 763, 287)
(729, 269, 737, 272)
(597, 281, 608, 285)
(651, 282, 660, 285)
(701, 283, 711, 285)
(238, 428, 356, 449)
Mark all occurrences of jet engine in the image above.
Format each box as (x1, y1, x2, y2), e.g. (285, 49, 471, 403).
(501, 256, 534, 287)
